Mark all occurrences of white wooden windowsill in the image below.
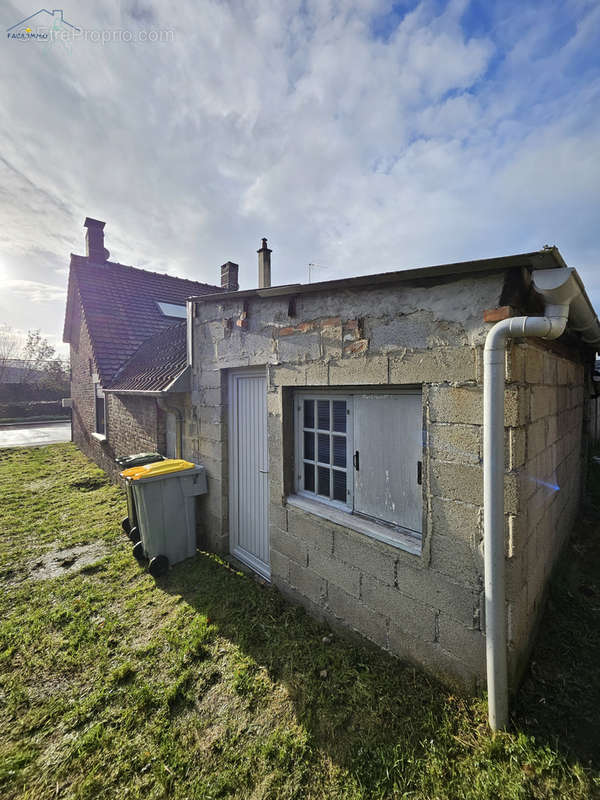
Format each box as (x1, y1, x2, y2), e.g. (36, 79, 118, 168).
(286, 494, 422, 556)
(91, 432, 107, 442)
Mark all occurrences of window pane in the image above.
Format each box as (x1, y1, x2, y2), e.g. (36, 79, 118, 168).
(332, 400, 346, 433)
(304, 430, 315, 461)
(304, 399, 314, 429)
(304, 463, 314, 492)
(95, 397, 105, 435)
(318, 433, 330, 464)
(333, 470, 346, 502)
(332, 436, 346, 468)
(317, 467, 330, 497)
(317, 400, 330, 431)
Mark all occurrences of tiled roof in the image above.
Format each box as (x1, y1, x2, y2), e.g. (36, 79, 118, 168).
(108, 321, 187, 392)
(65, 255, 220, 385)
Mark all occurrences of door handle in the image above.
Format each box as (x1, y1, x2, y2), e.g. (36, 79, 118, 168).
(417, 461, 422, 486)
(258, 468, 269, 474)
(353, 451, 360, 471)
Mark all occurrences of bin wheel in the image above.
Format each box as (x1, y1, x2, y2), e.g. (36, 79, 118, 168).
(121, 516, 131, 535)
(132, 541, 146, 562)
(129, 526, 141, 544)
(149, 555, 169, 578)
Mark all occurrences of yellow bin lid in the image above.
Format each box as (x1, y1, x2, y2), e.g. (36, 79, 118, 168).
(121, 458, 196, 480)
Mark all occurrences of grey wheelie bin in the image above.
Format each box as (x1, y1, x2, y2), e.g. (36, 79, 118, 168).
(123, 459, 207, 577)
(115, 452, 164, 540)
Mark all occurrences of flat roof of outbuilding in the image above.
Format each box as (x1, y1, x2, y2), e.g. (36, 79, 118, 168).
(189, 247, 567, 303)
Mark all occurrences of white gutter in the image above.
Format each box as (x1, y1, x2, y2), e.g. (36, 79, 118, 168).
(483, 267, 600, 731)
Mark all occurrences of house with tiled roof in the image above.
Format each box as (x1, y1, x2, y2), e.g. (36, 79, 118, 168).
(63, 217, 237, 476)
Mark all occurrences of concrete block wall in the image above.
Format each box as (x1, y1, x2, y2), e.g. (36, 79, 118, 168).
(505, 341, 585, 683)
(187, 273, 588, 692)
(189, 367, 229, 553)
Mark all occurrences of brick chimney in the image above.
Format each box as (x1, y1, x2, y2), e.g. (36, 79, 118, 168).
(221, 261, 239, 292)
(84, 217, 109, 263)
(258, 237, 272, 289)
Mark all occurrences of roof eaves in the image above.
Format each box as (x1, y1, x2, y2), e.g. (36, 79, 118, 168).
(163, 364, 190, 393)
(103, 388, 164, 396)
(189, 249, 565, 304)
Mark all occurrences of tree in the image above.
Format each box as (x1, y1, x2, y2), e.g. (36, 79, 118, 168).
(22, 330, 55, 371)
(21, 330, 69, 391)
(0, 325, 22, 383)
(40, 355, 70, 393)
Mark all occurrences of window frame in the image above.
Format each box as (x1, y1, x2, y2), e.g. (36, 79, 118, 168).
(294, 392, 354, 512)
(94, 382, 106, 438)
(156, 301, 186, 319)
(292, 387, 423, 542)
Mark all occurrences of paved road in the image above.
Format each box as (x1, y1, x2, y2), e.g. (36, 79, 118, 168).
(0, 421, 71, 448)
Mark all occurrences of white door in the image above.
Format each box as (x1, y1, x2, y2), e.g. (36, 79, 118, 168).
(228, 368, 270, 579)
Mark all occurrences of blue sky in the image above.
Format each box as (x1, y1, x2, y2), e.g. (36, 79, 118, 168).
(0, 0, 598, 355)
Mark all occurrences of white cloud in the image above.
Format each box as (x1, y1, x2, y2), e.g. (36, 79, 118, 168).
(0, 0, 598, 343)
(3, 280, 66, 303)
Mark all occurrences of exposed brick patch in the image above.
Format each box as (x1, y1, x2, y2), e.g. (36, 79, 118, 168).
(343, 339, 369, 356)
(483, 306, 514, 322)
(321, 316, 342, 328)
(279, 318, 340, 336)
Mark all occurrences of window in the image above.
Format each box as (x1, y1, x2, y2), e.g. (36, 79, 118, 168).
(299, 396, 353, 508)
(156, 301, 186, 319)
(95, 383, 106, 436)
(294, 390, 422, 538)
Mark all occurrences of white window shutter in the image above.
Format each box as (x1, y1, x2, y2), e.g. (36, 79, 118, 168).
(353, 393, 423, 533)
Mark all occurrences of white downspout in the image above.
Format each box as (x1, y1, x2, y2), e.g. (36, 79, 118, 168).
(483, 268, 585, 731)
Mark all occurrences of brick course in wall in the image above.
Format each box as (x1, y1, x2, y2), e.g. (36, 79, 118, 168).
(187, 273, 591, 692)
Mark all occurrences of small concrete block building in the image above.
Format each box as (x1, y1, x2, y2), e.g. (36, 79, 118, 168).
(186, 246, 593, 691)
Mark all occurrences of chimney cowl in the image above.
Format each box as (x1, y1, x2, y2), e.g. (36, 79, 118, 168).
(84, 217, 109, 263)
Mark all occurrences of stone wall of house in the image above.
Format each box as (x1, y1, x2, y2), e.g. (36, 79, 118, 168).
(504, 341, 586, 684)
(69, 298, 167, 481)
(105, 393, 166, 465)
(187, 272, 589, 691)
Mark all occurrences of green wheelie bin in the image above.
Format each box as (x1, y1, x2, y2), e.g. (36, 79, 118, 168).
(116, 452, 164, 541)
(121, 459, 207, 577)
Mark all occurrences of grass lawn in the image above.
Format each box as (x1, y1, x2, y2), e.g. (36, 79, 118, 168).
(0, 443, 599, 799)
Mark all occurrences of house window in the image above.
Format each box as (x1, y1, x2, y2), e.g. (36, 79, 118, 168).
(298, 396, 353, 509)
(156, 301, 186, 319)
(95, 384, 106, 436)
(294, 390, 423, 538)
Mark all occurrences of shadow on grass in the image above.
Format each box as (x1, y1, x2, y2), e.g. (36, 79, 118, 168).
(513, 471, 600, 769)
(150, 464, 600, 789)
(156, 552, 470, 791)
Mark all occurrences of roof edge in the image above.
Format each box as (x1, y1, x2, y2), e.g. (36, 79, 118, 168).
(69, 252, 221, 292)
(189, 249, 566, 303)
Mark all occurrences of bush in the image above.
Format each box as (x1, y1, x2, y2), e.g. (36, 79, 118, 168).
(0, 401, 70, 421)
